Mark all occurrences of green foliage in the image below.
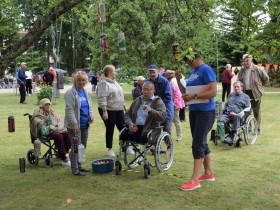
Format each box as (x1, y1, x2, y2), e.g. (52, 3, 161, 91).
(36, 84, 52, 103)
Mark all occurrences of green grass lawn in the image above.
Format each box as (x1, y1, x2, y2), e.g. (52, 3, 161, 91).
(0, 91, 280, 210)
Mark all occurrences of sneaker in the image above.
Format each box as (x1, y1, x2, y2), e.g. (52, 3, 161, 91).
(108, 149, 115, 157)
(126, 147, 135, 155)
(73, 171, 86, 176)
(176, 136, 182, 141)
(61, 160, 71, 166)
(180, 180, 201, 191)
(198, 173, 215, 181)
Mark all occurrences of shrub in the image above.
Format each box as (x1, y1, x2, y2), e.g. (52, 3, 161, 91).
(37, 85, 52, 104)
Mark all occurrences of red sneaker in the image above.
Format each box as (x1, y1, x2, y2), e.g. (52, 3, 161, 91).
(180, 180, 201, 191)
(198, 173, 215, 181)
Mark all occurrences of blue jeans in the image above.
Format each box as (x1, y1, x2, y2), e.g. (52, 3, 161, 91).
(189, 110, 215, 159)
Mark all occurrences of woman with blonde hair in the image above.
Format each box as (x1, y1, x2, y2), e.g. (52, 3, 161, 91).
(97, 65, 134, 157)
(64, 71, 94, 176)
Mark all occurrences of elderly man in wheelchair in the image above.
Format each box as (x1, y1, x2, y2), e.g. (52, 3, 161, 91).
(115, 81, 174, 178)
(218, 81, 253, 146)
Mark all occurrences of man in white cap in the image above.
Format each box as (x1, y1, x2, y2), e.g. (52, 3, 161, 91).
(17, 62, 27, 104)
(132, 75, 145, 100)
(237, 54, 269, 135)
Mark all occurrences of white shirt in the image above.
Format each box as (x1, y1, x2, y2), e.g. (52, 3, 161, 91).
(25, 70, 33, 80)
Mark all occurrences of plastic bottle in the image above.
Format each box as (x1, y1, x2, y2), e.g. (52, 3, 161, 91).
(217, 122, 225, 141)
(78, 144, 86, 163)
(34, 139, 41, 157)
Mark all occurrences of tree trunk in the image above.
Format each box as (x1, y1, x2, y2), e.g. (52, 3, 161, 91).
(0, 0, 85, 77)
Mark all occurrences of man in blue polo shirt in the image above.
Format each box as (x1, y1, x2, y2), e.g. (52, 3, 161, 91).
(146, 64, 174, 135)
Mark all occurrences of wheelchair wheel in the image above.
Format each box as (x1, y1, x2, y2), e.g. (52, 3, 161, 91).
(154, 132, 174, 172)
(144, 163, 151, 179)
(115, 161, 122, 175)
(45, 156, 53, 167)
(245, 116, 258, 145)
(27, 149, 39, 166)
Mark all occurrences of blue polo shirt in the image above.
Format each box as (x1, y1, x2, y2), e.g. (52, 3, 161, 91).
(77, 90, 89, 128)
(186, 64, 216, 111)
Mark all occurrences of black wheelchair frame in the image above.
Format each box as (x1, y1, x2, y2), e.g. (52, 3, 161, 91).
(210, 111, 258, 147)
(24, 113, 58, 167)
(115, 126, 174, 179)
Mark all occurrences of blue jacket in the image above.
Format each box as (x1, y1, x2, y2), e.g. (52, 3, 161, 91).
(146, 74, 174, 121)
(17, 67, 26, 85)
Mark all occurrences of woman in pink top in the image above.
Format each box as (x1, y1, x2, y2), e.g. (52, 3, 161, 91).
(164, 70, 185, 141)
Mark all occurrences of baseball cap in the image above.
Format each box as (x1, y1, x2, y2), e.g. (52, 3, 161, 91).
(21, 62, 27, 65)
(135, 76, 145, 81)
(148, 64, 158, 71)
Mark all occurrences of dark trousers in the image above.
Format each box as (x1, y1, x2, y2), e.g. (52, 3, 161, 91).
(245, 90, 261, 133)
(19, 85, 26, 103)
(98, 108, 126, 148)
(120, 126, 147, 143)
(189, 110, 215, 159)
(222, 83, 231, 102)
(49, 132, 71, 161)
(25, 79, 32, 94)
(179, 107, 186, 122)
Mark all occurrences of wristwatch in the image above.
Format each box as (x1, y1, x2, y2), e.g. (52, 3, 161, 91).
(194, 94, 198, 99)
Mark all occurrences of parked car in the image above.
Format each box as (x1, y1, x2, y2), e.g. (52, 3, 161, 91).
(33, 71, 44, 84)
(34, 69, 68, 84)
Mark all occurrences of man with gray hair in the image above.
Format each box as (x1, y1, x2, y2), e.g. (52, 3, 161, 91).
(237, 54, 269, 135)
(219, 81, 251, 145)
(221, 63, 234, 102)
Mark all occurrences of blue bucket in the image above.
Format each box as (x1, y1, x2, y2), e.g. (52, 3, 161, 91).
(91, 158, 114, 173)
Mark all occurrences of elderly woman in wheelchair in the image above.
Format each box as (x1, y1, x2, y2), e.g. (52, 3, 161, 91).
(29, 98, 71, 166)
(212, 81, 258, 147)
(115, 81, 174, 178)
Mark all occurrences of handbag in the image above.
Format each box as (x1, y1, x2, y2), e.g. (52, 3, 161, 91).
(41, 117, 52, 136)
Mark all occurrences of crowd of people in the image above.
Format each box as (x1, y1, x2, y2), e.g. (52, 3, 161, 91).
(25, 49, 269, 189)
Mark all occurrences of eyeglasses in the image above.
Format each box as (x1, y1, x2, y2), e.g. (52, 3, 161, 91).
(44, 103, 51, 106)
(142, 88, 154, 91)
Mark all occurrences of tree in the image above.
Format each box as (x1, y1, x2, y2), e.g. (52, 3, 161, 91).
(0, 0, 85, 77)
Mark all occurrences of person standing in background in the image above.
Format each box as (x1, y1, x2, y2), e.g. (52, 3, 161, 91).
(49, 67, 60, 98)
(25, 69, 33, 96)
(221, 64, 234, 102)
(64, 71, 94, 176)
(237, 54, 269, 135)
(96, 64, 134, 157)
(146, 64, 174, 135)
(17, 62, 27, 104)
(164, 70, 185, 141)
(132, 76, 145, 100)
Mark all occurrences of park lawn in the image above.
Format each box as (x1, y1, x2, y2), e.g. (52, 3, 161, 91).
(0, 92, 279, 210)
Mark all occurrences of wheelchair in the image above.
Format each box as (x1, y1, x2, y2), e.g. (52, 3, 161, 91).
(24, 113, 58, 167)
(210, 110, 258, 147)
(115, 126, 174, 179)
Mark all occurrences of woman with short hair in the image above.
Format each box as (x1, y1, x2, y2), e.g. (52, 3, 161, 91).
(64, 71, 94, 176)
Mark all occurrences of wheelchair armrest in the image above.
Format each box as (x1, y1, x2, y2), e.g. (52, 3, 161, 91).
(119, 127, 128, 136)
